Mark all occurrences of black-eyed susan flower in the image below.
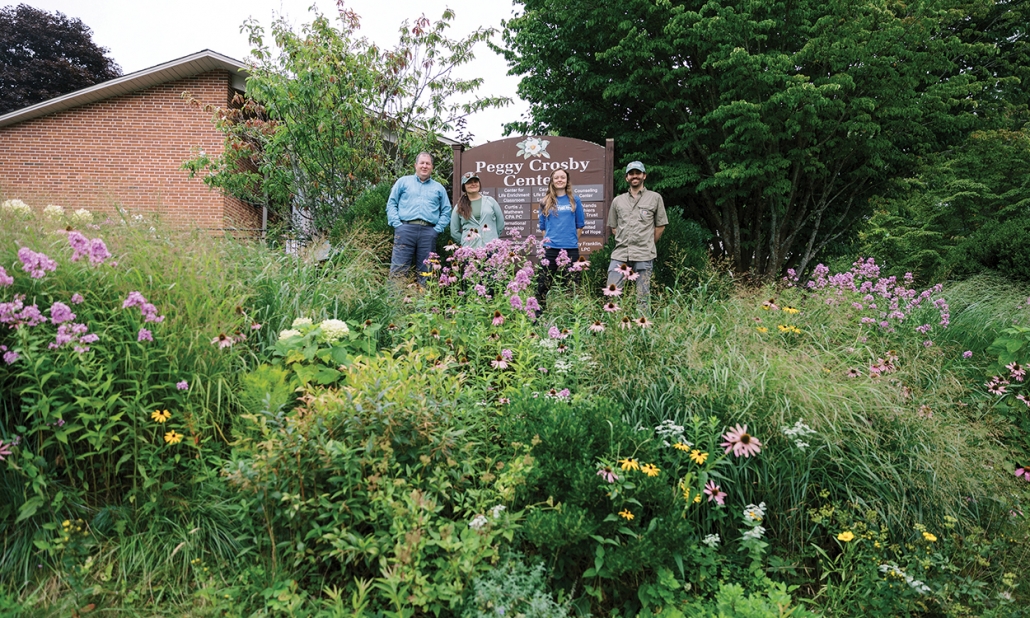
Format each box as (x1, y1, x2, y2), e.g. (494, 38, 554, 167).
(618, 509, 634, 521)
(641, 463, 660, 477)
(164, 430, 183, 445)
(151, 409, 171, 423)
(618, 458, 639, 471)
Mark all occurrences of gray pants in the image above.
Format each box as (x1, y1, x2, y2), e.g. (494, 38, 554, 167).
(607, 259, 653, 312)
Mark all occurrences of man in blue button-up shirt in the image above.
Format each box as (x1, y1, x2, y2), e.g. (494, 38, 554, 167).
(386, 152, 451, 284)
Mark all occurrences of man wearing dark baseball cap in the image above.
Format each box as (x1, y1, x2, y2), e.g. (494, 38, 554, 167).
(606, 161, 668, 312)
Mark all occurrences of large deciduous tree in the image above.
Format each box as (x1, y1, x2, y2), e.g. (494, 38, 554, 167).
(186, 3, 509, 237)
(0, 4, 121, 115)
(499, 0, 1018, 278)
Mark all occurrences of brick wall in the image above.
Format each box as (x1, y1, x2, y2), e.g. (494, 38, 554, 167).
(0, 70, 259, 234)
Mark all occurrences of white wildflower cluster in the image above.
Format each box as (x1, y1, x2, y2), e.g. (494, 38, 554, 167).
(43, 204, 65, 218)
(741, 502, 767, 541)
(71, 208, 94, 224)
(491, 505, 506, 518)
(278, 329, 302, 341)
(654, 419, 687, 447)
(879, 563, 931, 594)
(702, 534, 721, 548)
(318, 319, 349, 343)
(292, 317, 314, 329)
(781, 418, 817, 449)
(537, 338, 558, 350)
(1, 199, 32, 216)
(554, 358, 572, 374)
(469, 514, 489, 531)
(578, 353, 598, 369)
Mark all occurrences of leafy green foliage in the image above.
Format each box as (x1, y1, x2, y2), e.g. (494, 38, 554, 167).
(185, 5, 508, 238)
(857, 129, 1030, 282)
(499, 0, 1021, 278)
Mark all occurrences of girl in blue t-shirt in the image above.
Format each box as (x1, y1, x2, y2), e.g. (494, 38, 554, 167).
(536, 168, 585, 314)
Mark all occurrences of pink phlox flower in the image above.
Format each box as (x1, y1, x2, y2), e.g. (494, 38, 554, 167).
(2, 349, 19, 364)
(138, 328, 153, 342)
(526, 297, 541, 312)
(67, 231, 90, 261)
(122, 291, 147, 309)
(15, 304, 46, 328)
(963, 350, 973, 358)
(556, 250, 571, 268)
(88, 238, 111, 265)
(721, 424, 762, 458)
(510, 295, 523, 310)
(17, 247, 57, 279)
(71, 293, 84, 304)
(49, 301, 76, 324)
(0, 266, 13, 287)
(923, 340, 933, 347)
(177, 380, 189, 390)
(597, 467, 618, 483)
(916, 324, 931, 334)
(501, 349, 514, 361)
(704, 480, 727, 505)
(538, 367, 548, 374)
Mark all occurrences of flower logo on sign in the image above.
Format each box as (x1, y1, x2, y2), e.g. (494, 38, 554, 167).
(516, 137, 550, 159)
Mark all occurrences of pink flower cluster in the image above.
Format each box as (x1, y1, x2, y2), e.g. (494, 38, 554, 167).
(67, 231, 112, 265)
(785, 258, 950, 336)
(50, 322, 99, 353)
(0, 295, 46, 328)
(439, 236, 547, 320)
(0, 266, 13, 287)
(122, 291, 165, 323)
(1, 344, 19, 364)
(17, 247, 57, 279)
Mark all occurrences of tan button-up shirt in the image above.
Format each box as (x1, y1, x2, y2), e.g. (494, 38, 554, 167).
(608, 189, 668, 261)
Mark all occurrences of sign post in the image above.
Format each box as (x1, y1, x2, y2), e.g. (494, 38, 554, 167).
(452, 136, 614, 253)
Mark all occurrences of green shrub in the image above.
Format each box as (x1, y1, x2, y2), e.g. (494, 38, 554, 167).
(944, 218, 1030, 282)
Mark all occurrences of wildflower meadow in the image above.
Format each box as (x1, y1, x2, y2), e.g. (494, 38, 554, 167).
(1, 199, 1029, 617)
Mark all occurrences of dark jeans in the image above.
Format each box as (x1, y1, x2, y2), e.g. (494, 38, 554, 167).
(536, 247, 580, 313)
(390, 223, 439, 285)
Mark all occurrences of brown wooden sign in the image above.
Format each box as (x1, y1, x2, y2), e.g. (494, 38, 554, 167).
(452, 136, 614, 253)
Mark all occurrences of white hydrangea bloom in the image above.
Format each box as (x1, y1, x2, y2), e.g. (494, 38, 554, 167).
(71, 208, 93, 223)
(291, 317, 314, 329)
(319, 319, 349, 343)
(278, 329, 302, 341)
(1, 199, 32, 216)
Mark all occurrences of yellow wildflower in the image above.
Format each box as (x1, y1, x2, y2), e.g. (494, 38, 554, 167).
(777, 324, 789, 332)
(164, 430, 183, 445)
(672, 442, 691, 452)
(693, 494, 701, 503)
(640, 463, 660, 477)
(618, 458, 639, 472)
(783, 307, 800, 315)
(689, 450, 708, 465)
(837, 531, 855, 542)
(618, 509, 634, 521)
(151, 409, 171, 423)
(923, 532, 937, 542)
(756, 326, 768, 333)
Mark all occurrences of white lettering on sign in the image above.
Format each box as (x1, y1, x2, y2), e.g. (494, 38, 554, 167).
(475, 161, 524, 175)
(503, 175, 552, 187)
(527, 158, 591, 173)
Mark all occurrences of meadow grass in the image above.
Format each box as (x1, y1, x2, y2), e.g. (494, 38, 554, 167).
(3, 208, 1029, 615)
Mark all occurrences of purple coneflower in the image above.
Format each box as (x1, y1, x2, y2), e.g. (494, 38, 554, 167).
(721, 424, 762, 458)
(636, 316, 652, 328)
(492, 310, 505, 326)
(211, 333, 234, 349)
(619, 316, 632, 330)
(491, 355, 509, 370)
(603, 302, 620, 313)
(704, 480, 727, 505)
(597, 467, 618, 483)
(603, 283, 622, 297)
(589, 321, 605, 333)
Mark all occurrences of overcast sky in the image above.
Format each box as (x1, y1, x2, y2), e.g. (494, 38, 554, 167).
(23, 0, 530, 145)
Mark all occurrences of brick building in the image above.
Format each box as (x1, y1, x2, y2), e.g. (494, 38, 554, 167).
(0, 50, 262, 235)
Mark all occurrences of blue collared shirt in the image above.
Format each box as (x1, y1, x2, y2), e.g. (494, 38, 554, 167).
(385, 174, 451, 234)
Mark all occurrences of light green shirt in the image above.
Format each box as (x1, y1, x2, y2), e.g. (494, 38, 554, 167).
(608, 189, 668, 261)
(450, 195, 506, 248)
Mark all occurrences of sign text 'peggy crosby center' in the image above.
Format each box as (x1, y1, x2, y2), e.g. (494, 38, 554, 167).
(473, 157, 593, 186)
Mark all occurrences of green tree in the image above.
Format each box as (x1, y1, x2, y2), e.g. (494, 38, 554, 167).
(858, 128, 1030, 280)
(186, 3, 508, 237)
(498, 0, 1017, 278)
